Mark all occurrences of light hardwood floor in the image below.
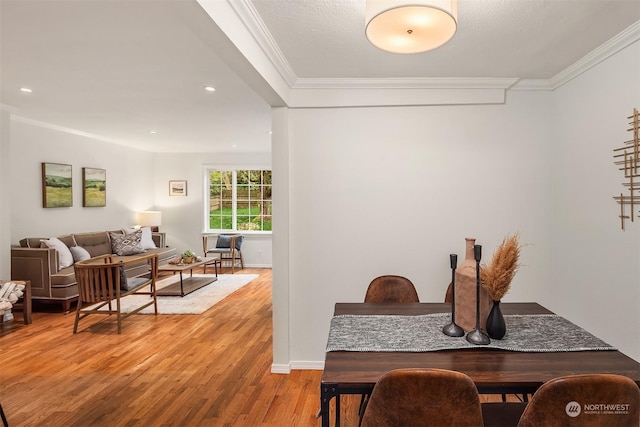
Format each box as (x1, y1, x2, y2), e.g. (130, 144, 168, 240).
(1, 267, 506, 426)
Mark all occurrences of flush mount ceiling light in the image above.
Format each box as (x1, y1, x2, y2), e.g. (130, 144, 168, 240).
(365, 0, 457, 54)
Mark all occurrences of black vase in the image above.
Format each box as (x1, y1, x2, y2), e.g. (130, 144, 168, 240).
(486, 300, 506, 340)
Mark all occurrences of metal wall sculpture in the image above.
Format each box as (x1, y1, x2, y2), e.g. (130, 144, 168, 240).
(613, 108, 639, 230)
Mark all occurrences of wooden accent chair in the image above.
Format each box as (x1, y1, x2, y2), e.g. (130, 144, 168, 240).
(73, 253, 158, 334)
(360, 368, 484, 427)
(517, 374, 640, 427)
(364, 275, 419, 303)
(202, 234, 244, 273)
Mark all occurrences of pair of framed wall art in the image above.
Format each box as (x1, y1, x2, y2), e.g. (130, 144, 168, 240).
(42, 162, 106, 208)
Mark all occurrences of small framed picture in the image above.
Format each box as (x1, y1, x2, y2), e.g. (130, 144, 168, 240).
(42, 162, 72, 208)
(169, 180, 187, 196)
(82, 167, 106, 207)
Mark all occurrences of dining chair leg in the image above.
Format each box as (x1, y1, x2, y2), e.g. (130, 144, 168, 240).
(1, 402, 9, 427)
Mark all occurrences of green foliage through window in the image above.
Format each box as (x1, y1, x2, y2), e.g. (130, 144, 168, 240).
(207, 169, 272, 232)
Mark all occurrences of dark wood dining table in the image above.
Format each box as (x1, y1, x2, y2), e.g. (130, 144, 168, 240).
(320, 302, 640, 427)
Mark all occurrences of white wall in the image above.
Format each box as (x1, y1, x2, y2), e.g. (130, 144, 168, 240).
(8, 119, 155, 244)
(152, 151, 272, 266)
(0, 110, 11, 278)
(548, 40, 640, 360)
(276, 91, 554, 367)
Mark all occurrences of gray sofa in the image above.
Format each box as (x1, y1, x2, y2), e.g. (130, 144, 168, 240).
(11, 230, 176, 313)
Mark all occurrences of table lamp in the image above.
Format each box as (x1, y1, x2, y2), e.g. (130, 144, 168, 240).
(137, 210, 162, 232)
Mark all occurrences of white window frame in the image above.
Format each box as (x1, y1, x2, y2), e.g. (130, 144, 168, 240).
(203, 165, 272, 235)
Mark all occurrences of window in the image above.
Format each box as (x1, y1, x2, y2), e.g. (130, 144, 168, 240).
(205, 168, 272, 232)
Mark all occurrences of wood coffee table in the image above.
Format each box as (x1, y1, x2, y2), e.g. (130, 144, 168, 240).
(157, 256, 220, 297)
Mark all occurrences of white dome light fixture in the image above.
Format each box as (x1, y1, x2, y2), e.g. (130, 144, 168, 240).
(365, 0, 458, 54)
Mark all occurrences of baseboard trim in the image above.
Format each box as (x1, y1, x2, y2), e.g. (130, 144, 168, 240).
(271, 363, 291, 374)
(291, 360, 324, 370)
(271, 361, 325, 373)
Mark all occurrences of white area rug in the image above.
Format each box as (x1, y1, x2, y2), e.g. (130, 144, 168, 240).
(106, 274, 258, 315)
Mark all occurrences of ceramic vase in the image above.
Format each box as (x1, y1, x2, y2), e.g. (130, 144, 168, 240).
(486, 300, 506, 339)
(454, 237, 492, 332)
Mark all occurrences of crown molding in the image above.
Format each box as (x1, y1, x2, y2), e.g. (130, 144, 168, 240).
(509, 79, 554, 91)
(511, 20, 640, 91)
(292, 77, 520, 90)
(228, 0, 298, 88)
(548, 20, 640, 90)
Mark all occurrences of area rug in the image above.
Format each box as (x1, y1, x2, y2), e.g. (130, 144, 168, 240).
(99, 274, 258, 315)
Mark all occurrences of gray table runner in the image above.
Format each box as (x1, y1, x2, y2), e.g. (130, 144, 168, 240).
(326, 313, 616, 352)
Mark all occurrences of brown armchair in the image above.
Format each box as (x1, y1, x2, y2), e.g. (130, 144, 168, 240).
(517, 373, 640, 427)
(360, 368, 484, 427)
(73, 253, 158, 334)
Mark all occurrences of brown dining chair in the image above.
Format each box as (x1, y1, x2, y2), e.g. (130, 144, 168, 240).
(358, 275, 420, 421)
(517, 373, 640, 427)
(360, 368, 484, 427)
(364, 275, 419, 303)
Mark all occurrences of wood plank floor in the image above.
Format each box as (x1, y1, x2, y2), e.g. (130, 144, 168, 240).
(1, 267, 509, 426)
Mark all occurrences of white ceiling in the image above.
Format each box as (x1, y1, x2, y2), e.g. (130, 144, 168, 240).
(1, 0, 639, 153)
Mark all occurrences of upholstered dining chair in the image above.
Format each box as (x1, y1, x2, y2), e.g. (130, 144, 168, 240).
(73, 253, 158, 334)
(358, 275, 420, 422)
(202, 234, 244, 273)
(360, 368, 484, 427)
(364, 275, 419, 303)
(517, 373, 640, 427)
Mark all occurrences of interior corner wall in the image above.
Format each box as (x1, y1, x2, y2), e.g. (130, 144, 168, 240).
(549, 40, 640, 361)
(151, 151, 272, 265)
(8, 119, 156, 245)
(283, 90, 554, 366)
(0, 110, 11, 278)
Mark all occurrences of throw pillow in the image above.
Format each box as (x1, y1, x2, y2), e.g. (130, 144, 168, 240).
(109, 230, 145, 256)
(40, 237, 74, 269)
(215, 235, 232, 249)
(70, 246, 91, 262)
(215, 234, 243, 251)
(125, 226, 156, 250)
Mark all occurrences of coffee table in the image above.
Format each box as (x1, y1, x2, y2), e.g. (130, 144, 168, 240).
(157, 256, 220, 297)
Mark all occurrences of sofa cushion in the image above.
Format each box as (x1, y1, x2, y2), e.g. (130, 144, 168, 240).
(51, 265, 76, 287)
(40, 237, 74, 269)
(73, 232, 112, 257)
(70, 246, 91, 262)
(110, 231, 145, 256)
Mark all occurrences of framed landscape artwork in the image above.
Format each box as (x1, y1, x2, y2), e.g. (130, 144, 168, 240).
(82, 167, 106, 207)
(42, 162, 72, 208)
(169, 180, 187, 196)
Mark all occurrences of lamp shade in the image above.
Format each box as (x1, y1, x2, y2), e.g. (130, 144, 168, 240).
(365, 0, 457, 54)
(137, 211, 162, 227)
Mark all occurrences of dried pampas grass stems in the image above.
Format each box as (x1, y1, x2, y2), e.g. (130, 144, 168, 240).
(481, 232, 521, 301)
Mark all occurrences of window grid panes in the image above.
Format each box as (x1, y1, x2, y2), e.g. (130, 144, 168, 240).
(207, 169, 271, 232)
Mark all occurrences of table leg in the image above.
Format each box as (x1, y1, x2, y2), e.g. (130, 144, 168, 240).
(179, 271, 184, 297)
(23, 281, 32, 325)
(320, 383, 338, 427)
